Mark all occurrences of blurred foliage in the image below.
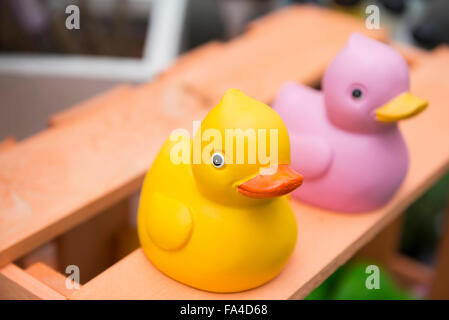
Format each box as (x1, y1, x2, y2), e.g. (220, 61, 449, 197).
(306, 261, 413, 300)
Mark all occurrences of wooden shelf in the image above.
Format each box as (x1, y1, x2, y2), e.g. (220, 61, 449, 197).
(73, 38, 449, 301)
(0, 264, 65, 300)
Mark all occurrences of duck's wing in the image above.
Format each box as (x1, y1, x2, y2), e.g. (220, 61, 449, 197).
(144, 192, 192, 251)
(289, 132, 333, 180)
(273, 82, 332, 179)
(273, 81, 322, 119)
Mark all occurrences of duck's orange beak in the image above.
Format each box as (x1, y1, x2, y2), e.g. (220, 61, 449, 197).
(238, 164, 303, 199)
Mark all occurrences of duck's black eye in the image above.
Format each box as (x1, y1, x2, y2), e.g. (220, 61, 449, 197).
(211, 152, 224, 168)
(352, 88, 362, 99)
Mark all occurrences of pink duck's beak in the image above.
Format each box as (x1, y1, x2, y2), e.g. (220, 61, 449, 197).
(376, 92, 428, 122)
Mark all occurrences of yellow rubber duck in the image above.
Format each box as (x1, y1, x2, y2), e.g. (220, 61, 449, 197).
(137, 89, 303, 293)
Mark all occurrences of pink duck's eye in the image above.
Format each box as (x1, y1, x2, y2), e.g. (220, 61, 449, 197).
(352, 88, 363, 99)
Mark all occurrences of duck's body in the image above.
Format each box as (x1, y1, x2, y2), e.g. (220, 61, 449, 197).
(274, 83, 408, 212)
(138, 138, 297, 292)
(273, 33, 427, 213)
(138, 89, 302, 292)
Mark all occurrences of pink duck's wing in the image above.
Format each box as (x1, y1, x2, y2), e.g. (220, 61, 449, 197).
(289, 132, 333, 180)
(273, 82, 333, 180)
(273, 81, 321, 117)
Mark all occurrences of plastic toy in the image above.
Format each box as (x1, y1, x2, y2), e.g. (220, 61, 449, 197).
(273, 33, 428, 212)
(137, 89, 303, 292)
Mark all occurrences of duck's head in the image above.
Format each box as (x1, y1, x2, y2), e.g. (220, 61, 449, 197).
(322, 33, 428, 134)
(191, 89, 303, 206)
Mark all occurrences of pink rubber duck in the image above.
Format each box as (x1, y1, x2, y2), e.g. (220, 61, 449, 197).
(273, 33, 428, 212)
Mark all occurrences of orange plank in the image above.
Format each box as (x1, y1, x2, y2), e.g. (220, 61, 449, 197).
(72, 48, 449, 299)
(157, 41, 224, 82)
(392, 43, 430, 67)
(0, 81, 207, 267)
(182, 4, 387, 106)
(0, 264, 65, 299)
(49, 85, 135, 127)
(26, 262, 75, 298)
(19, 241, 58, 271)
(0, 137, 16, 152)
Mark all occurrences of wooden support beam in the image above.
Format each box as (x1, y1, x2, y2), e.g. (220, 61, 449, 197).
(388, 254, 433, 288)
(0, 264, 65, 300)
(430, 195, 449, 299)
(356, 215, 404, 264)
(19, 241, 58, 271)
(57, 199, 129, 284)
(26, 262, 75, 298)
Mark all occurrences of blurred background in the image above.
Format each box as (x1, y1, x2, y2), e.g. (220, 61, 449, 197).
(3, 0, 449, 140)
(1, 0, 449, 300)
